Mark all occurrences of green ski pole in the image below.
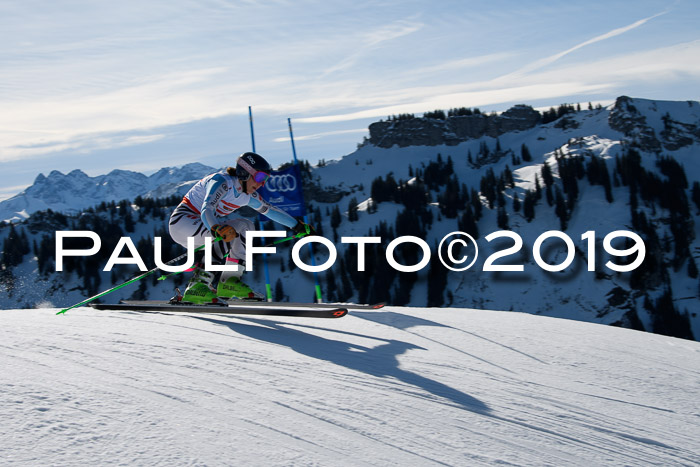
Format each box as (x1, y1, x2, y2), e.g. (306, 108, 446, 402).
(57, 238, 221, 315)
(155, 233, 302, 281)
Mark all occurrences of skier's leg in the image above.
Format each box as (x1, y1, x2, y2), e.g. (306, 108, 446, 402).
(216, 218, 259, 299)
(168, 204, 223, 303)
(169, 204, 229, 259)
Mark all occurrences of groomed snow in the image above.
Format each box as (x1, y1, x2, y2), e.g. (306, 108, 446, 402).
(2, 306, 698, 466)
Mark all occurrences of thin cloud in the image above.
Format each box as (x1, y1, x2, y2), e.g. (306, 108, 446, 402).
(295, 82, 612, 124)
(364, 19, 424, 47)
(411, 53, 514, 76)
(322, 19, 423, 75)
(297, 38, 700, 125)
(508, 39, 700, 87)
(273, 128, 367, 143)
(0, 132, 167, 163)
(504, 10, 669, 78)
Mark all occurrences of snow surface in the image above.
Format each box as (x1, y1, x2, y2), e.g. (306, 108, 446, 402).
(2, 306, 699, 466)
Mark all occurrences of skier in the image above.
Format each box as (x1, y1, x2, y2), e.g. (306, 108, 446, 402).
(169, 152, 314, 303)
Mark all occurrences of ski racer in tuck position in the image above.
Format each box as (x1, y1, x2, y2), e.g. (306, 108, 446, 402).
(169, 152, 315, 303)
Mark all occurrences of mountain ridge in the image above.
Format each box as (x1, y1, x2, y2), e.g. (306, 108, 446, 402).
(0, 162, 216, 223)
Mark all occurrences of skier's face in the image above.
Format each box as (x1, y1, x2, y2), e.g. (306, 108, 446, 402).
(245, 178, 263, 194)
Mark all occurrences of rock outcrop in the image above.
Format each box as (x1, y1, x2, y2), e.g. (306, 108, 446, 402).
(368, 105, 541, 148)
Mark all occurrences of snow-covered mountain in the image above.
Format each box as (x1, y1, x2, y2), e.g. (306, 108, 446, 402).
(0, 162, 216, 223)
(312, 96, 700, 194)
(298, 96, 700, 339)
(1, 96, 699, 342)
(2, 305, 698, 465)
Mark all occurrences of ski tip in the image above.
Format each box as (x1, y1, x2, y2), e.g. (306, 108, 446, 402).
(371, 303, 386, 309)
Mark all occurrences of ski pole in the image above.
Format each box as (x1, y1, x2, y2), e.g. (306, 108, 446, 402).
(155, 233, 303, 281)
(273, 232, 308, 245)
(57, 237, 222, 315)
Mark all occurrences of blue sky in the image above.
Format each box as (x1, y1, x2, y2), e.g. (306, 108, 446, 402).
(1, 0, 699, 200)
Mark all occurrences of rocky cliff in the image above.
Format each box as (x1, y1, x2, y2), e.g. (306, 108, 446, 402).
(608, 95, 700, 152)
(368, 104, 541, 148)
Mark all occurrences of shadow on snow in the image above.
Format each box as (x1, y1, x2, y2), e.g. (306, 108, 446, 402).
(194, 314, 491, 415)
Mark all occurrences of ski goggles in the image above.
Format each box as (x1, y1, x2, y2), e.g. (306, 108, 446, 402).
(248, 170, 270, 184)
(238, 158, 270, 184)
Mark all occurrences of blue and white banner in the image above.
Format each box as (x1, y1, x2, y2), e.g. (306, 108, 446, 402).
(258, 164, 307, 219)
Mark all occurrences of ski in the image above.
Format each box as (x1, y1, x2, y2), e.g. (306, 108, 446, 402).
(89, 301, 348, 318)
(121, 299, 385, 311)
(214, 299, 383, 311)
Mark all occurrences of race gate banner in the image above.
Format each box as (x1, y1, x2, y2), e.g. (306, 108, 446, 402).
(258, 164, 307, 219)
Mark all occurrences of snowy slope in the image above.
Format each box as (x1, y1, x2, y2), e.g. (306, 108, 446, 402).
(297, 99, 700, 337)
(1, 306, 698, 466)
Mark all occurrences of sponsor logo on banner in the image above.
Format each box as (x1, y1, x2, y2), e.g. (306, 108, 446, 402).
(265, 174, 298, 193)
(258, 165, 306, 218)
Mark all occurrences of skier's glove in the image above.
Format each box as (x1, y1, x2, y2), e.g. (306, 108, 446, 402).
(211, 224, 237, 242)
(292, 220, 316, 237)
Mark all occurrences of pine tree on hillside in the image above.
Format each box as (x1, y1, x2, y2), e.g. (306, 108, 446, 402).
(439, 176, 461, 218)
(692, 181, 700, 213)
(348, 197, 359, 222)
(541, 162, 554, 187)
(497, 206, 509, 230)
(523, 190, 536, 222)
(426, 244, 447, 307)
(554, 185, 568, 230)
(541, 162, 555, 206)
(458, 205, 479, 239)
(331, 205, 341, 229)
(470, 188, 482, 220)
(274, 278, 285, 301)
(124, 209, 135, 233)
(371, 174, 398, 203)
(19, 229, 30, 256)
(480, 168, 497, 209)
(600, 159, 613, 203)
(513, 192, 521, 212)
(2, 224, 28, 268)
(503, 165, 514, 189)
(649, 289, 695, 340)
(688, 257, 698, 279)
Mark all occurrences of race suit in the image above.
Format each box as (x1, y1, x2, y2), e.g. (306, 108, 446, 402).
(169, 170, 297, 262)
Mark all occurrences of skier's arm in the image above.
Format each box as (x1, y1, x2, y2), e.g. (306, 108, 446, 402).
(200, 174, 229, 231)
(247, 192, 298, 229)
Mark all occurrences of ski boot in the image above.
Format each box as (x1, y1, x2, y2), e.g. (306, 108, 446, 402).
(182, 266, 218, 304)
(217, 276, 259, 300)
(215, 257, 262, 300)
